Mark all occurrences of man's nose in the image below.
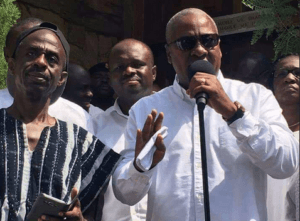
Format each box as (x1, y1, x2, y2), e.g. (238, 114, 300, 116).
(190, 41, 208, 58)
(86, 89, 93, 98)
(124, 66, 135, 75)
(285, 72, 297, 83)
(34, 54, 47, 68)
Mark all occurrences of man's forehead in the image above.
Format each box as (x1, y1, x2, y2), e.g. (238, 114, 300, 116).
(171, 13, 218, 37)
(277, 56, 299, 68)
(21, 29, 64, 52)
(112, 44, 149, 62)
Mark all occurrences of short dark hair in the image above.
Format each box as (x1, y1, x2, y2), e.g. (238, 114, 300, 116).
(268, 53, 299, 91)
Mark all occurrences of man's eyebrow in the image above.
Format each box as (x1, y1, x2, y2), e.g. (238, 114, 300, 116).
(26, 45, 60, 58)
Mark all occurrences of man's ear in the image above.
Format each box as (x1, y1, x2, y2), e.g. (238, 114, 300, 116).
(152, 65, 157, 81)
(7, 57, 16, 75)
(58, 71, 68, 86)
(165, 45, 172, 64)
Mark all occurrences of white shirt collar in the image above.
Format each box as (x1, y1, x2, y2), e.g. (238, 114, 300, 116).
(107, 98, 128, 119)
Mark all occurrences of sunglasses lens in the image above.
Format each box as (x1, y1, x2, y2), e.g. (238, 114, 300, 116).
(175, 35, 219, 50)
(177, 37, 197, 51)
(201, 34, 219, 49)
(293, 68, 300, 78)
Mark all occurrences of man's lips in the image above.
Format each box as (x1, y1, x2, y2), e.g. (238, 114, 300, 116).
(284, 85, 299, 92)
(122, 77, 141, 85)
(26, 72, 48, 83)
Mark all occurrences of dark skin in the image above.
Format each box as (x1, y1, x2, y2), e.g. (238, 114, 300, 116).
(90, 70, 115, 111)
(7, 29, 85, 221)
(166, 11, 238, 119)
(4, 22, 42, 97)
(108, 39, 166, 171)
(108, 39, 156, 115)
(62, 63, 93, 112)
(273, 55, 300, 132)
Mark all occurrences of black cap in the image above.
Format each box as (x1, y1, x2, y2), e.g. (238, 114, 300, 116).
(12, 22, 70, 71)
(89, 62, 108, 75)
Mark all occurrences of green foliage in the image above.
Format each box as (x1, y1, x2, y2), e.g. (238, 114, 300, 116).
(242, 0, 300, 60)
(0, 0, 21, 89)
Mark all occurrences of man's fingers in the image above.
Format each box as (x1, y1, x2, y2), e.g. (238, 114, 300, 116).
(153, 112, 164, 132)
(151, 134, 166, 168)
(135, 129, 143, 157)
(71, 188, 78, 200)
(142, 114, 153, 141)
(149, 109, 157, 133)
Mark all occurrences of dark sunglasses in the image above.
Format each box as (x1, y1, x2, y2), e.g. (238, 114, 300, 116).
(167, 34, 220, 51)
(274, 68, 300, 79)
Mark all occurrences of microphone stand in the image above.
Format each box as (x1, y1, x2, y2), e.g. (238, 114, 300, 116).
(197, 102, 211, 221)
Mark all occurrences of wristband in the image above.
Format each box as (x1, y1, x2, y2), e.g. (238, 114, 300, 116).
(222, 101, 245, 125)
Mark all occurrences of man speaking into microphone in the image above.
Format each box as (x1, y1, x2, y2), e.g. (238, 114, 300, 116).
(112, 8, 299, 221)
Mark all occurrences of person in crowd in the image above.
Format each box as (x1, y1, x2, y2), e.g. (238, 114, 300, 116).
(89, 62, 115, 111)
(0, 21, 120, 221)
(270, 53, 299, 221)
(112, 8, 299, 221)
(1, 18, 95, 133)
(93, 38, 156, 221)
(62, 63, 93, 112)
(233, 51, 272, 88)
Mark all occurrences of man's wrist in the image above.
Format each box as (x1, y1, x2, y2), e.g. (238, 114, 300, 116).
(222, 101, 245, 125)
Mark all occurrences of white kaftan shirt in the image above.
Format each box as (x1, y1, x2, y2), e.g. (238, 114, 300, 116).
(112, 71, 299, 221)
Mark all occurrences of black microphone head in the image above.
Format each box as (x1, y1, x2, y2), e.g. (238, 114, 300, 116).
(188, 60, 216, 81)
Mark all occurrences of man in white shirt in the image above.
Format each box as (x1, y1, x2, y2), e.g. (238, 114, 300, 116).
(1, 18, 95, 133)
(94, 38, 156, 221)
(112, 8, 299, 221)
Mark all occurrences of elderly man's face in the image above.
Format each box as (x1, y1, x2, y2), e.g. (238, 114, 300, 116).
(9, 29, 67, 99)
(166, 13, 222, 88)
(109, 43, 156, 100)
(273, 55, 299, 105)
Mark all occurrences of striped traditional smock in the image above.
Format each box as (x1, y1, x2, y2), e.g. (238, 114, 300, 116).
(0, 108, 121, 221)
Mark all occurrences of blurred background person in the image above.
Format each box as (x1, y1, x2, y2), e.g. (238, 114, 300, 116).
(268, 53, 299, 221)
(62, 63, 93, 112)
(232, 51, 272, 88)
(89, 62, 115, 111)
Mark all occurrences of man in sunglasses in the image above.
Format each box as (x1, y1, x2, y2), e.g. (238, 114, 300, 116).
(112, 8, 299, 221)
(267, 53, 299, 221)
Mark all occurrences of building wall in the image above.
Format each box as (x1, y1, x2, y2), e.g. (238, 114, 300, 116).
(16, 0, 125, 69)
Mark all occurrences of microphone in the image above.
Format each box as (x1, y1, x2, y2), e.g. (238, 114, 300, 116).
(188, 60, 216, 109)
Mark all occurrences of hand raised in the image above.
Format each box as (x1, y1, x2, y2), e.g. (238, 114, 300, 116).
(134, 109, 166, 172)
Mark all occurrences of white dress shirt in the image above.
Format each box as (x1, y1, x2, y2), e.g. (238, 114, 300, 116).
(94, 100, 147, 221)
(112, 72, 299, 221)
(89, 104, 104, 119)
(0, 88, 95, 133)
(285, 130, 299, 221)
